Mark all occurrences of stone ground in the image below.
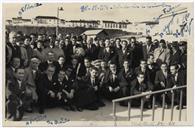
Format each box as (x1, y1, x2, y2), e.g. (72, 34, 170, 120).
(5, 100, 187, 126)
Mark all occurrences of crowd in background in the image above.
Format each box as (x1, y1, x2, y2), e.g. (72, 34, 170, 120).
(6, 31, 187, 121)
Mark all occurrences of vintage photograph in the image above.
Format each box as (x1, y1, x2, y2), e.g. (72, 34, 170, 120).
(2, 1, 194, 127)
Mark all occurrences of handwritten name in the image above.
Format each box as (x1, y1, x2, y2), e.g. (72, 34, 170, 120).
(18, 3, 42, 16)
(46, 117, 70, 125)
(80, 3, 170, 12)
(25, 114, 47, 126)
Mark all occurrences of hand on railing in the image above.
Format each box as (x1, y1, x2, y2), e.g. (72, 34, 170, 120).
(171, 85, 177, 93)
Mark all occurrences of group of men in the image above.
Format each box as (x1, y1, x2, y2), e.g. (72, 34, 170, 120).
(6, 31, 187, 121)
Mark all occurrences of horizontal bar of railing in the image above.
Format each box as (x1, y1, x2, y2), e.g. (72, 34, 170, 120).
(112, 86, 186, 103)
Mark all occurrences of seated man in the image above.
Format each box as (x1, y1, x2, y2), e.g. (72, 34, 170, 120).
(102, 62, 121, 100)
(154, 63, 173, 107)
(118, 60, 134, 106)
(74, 67, 104, 110)
(36, 65, 58, 114)
(56, 70, 82, 111)
(7, 68, 33, 121)
(170, 64, 186, 109)
(130, 73, 153, 109)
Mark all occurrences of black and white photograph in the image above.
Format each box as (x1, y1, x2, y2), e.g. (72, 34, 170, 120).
(1, 1, 194, 127)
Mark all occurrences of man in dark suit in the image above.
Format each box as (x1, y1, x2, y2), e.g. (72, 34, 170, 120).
(84, 37, 99, 60)
(170, 64, 186, 109)
(38, 51, 58, 73)
(154, 63, 173, 107)
(6, 31, 22, 64)
(54, 70, 80, 111)
(36, 65, 57, 114)
(98, 38, 118, 65)
(118, 60, 134, 106)
(130, 73, 153, 108)
(129, 37, 143, 68)
(170, 42, 181, 66)
(142, 36, 156, 60)
(7, 68, 32, 121)
(117, 40, 133, 69)
(134, 60, 152, 84)
(102, 63, 121, 100)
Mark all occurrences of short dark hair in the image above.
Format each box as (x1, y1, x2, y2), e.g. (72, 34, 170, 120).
(146, 36, 152, 40)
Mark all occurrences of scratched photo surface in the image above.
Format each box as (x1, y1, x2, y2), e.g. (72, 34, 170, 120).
(2, 2, 194, 126)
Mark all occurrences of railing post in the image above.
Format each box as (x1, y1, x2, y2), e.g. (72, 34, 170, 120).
(179, 90, 183, 121)
(171, 92, 175, 121)
(113, 101, 117, 125)
(152, 95, 155, 121)
(140, 98, 144, 121)
(162, 93, 165, 121)
(128, 100, 131, 121)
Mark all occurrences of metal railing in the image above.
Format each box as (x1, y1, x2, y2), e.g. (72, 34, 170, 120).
(112, 86, 186, 123)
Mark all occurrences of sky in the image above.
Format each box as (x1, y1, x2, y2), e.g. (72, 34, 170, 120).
(2, 3, 193, 22)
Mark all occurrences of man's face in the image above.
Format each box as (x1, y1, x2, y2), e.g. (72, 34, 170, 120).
(159, 42, 165, 48)
(54, 41, 59, 47)
(84, 59, 90, 68)
(110, 64, 116, 74)
(72, 59, 78, 65)
(137, 74, 144, 83)
(140, 61, 147, 68)
(105, 39, 110, 48)
(121, 41, 127, 49)
(101, 61, 107, 68)
(48, 53, 55, 61)
(58, 57, 65, 65)
(123, 61, 129, 69)
(9, 33, 17, 44)
(38, 35, 43, 41)
(58, 71, 65, 81)
(16, 69, 25, 81)
(170, 66, 177, 75)
(24, 38, 31, 45)
(148, 55, 154, 64)
(115, 39, 120, 45)
(37, 42, 42, 48)
(146, 38, 151, 45)
(90, 69, 97, 78)
(30, 35, 36, 41)
(161, 64, 167, 72)
(31, 60, 40, 70)
(12, 58, 20, 68)
(46, 67, 55, 76)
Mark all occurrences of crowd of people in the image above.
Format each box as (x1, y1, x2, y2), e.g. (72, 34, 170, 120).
(6, 31, 187, 121)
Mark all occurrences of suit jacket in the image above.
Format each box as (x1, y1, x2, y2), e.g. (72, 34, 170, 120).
(38, 61, 59, 72)
(105, 71, 120, 89)
(6, 66, 15, 81)
(36, 73, 56, 95)
(171, 70, 186, 87)
(7, 43, 21, 60)
(130, 78, 152, 95)
(170, 50, 181, 65)
(118, 68, 134, 88)
(8, 77, 27, 99)
(134, 66, 151, 82)
(117, 49, 133, 68)
(24, 67, 41, 100)
(32, 48, 44, 62)
(83, 76, 100, 91)
(142, 44, 156, 60)
(153, 48, 170, 66)
(130, 44, 143, 68)
(154, 70, 173, 90)
(84, 44, 99, 60)
(98, 47, 118, 64)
